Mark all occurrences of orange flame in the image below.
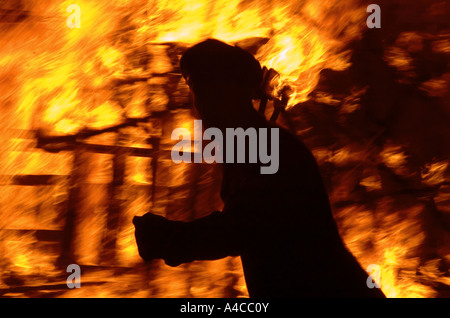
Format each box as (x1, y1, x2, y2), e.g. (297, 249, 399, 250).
(1, 0, 448, 298)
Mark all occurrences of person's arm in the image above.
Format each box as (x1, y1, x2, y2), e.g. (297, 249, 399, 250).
(133, 193, 260, 266)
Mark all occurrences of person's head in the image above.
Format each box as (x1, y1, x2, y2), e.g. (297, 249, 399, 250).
(180, 39, 263, 127)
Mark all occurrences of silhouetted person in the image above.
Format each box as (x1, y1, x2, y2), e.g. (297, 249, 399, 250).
(133, 39, 386, 298)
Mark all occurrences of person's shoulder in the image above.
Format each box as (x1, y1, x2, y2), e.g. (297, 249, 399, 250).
(276, 126, 312, 158)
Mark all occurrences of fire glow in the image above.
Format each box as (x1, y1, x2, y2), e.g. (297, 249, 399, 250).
(0, 0, 449, 298)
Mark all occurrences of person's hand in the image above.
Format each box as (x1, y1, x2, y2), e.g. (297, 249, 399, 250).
(132, 212, 173, 261)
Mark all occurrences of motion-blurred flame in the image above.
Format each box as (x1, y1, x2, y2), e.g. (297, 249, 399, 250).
(0, 0, 448, 298)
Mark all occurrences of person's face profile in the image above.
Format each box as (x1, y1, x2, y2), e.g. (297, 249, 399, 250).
(184, 76, 200, 119)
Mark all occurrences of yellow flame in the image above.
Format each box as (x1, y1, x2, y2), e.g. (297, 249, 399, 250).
(2, 0, 443, 299)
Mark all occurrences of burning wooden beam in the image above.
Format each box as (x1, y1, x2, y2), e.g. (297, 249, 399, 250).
(100, 132, 129, 264)
(57, 144, 87, 266)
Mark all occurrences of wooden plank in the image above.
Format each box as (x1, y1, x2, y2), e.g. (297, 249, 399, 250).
(100, 133, 128, 264)
(8, 175, 68, 186)
(57, 144, 86, 266)
(0, 229, 64, 242)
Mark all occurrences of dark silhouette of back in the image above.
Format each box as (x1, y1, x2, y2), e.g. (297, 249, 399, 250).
(133, 39, 386, 298)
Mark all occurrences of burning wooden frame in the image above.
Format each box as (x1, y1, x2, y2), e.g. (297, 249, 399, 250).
(0, 0, 449, 298)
